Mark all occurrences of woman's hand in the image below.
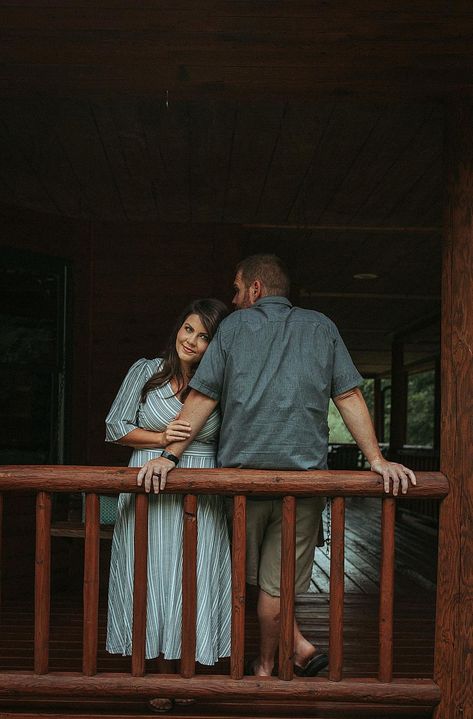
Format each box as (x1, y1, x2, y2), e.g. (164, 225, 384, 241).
(162, 416, 191, 444)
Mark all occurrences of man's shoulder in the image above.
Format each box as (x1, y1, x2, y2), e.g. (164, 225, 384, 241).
(289, 306, 337, 331)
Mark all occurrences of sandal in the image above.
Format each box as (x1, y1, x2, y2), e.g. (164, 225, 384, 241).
(293, 651, 329, 677)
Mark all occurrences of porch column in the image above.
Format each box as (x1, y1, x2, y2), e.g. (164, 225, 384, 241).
(434, 100, 473, 719)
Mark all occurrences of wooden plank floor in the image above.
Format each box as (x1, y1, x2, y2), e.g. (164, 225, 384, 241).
(0, 498, 438, 717)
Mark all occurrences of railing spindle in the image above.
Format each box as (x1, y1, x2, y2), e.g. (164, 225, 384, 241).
(231, 495, 246, 679)
(131, 493, 149, 677)
(278, 495, 296, 680)
(83, 493, 100, 675)
(329, 496, 345, 681)
(34, 491, 51, 674)
(379, 497, 396, 682)
(181, 494, 197, 678)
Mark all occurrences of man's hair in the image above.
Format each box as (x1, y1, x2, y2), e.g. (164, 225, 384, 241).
(236, 254, 290, 297)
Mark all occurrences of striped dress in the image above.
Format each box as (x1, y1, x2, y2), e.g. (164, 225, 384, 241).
(105, 358, 231, 664)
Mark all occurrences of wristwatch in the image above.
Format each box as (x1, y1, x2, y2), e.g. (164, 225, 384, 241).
(161, 450, 180, 466)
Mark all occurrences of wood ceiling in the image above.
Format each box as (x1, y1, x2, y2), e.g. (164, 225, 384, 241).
(0, 2, 453, 374)
(1, 2, 473, 98)
(0, 97, 443, 225)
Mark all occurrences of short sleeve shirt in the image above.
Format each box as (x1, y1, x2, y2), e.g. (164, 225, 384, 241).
(189, 296, 363, 470)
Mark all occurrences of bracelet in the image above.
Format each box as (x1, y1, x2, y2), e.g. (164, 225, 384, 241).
(161, 450, 180, 466)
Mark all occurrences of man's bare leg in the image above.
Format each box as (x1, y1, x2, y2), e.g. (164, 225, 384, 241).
(254, 590, 320, 676)
(254, 589, 280, 676)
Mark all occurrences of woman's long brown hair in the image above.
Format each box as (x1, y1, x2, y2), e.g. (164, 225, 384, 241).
(140, 298, 228, 403)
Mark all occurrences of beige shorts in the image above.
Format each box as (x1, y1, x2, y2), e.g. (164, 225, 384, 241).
(226, 496, 325, 597)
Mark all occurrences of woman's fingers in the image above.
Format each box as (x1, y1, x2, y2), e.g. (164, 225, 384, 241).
(165, 420, 191, 443)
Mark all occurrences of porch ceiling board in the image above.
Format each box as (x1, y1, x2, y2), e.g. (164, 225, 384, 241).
(1, 3, 473, 97)
(0, 98, 444, 226)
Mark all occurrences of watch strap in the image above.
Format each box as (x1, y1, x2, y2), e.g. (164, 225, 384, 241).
(161, 450, 180, 466)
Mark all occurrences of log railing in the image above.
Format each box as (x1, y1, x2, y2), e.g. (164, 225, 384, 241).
(0, 466, 448, 710)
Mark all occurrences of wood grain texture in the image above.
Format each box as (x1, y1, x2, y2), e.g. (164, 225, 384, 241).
(230, 495, 246, 680)
(0, 672, 441, 705)
(181, 494, 197, 678)
(329, 497, 345, 681)
(82, 494, 100, 676)
(0, 466, 449, 498)
(34, 492, 51, 675)
(378, 499, 396, 683)
(131, 494, 148, 677)
(434, 99, 473, 719)
(278, 496, 296, 680)
(1, 6, 473, 98)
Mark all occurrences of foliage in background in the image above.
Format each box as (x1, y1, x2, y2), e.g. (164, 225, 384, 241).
(328, 372, 435, 447)
(328, 379, 373, 443)
(406, 370, 435, 447)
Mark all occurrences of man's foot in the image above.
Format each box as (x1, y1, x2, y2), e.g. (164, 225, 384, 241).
(244, 657, 273, 676)
(294, 651, 329, 677)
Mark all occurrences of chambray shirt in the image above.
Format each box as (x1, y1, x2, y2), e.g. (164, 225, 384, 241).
(189, 296, 363, 470)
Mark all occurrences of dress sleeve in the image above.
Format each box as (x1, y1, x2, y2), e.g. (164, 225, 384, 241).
(329, 323, 363, 398)
(105, 358, 155, 442)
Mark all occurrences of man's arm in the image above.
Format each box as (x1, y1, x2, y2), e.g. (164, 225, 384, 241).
(136, 389, 218, 493)
(333, 387, 416, 496)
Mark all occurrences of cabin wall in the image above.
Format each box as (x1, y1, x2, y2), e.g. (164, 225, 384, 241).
(0, 202, 240, 594)
(0, 203, 241, 465)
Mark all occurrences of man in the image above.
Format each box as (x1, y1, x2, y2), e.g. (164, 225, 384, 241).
(138, 254, 416, 677)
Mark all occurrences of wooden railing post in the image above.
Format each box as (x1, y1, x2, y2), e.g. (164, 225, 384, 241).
(378, 498, 396, 682)
(0, 493, 3, 614)
(83, 493, 100, 676)
(231, 495, 246, 679)
(131, 493, 149, 677)
(278, 496, 296, 680)
(181, 494, 197, 678)
(329, 497, 345, 681)
(34, 491, 51, 674)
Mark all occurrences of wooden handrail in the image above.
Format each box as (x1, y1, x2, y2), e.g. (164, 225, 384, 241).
(0, 466, 448, 711)
(0, 672, 441, 705)
(0, 466, 449, 497)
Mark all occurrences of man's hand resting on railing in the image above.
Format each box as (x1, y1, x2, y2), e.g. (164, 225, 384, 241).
(137, 456, 177, 494)
(370, 457, 416, 496)
(333, 387, 417, 496)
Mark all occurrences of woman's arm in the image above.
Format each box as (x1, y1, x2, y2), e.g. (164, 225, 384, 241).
(116, 419, 191, 449)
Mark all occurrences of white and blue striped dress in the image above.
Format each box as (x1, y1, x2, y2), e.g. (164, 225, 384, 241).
(105, 358, 231, 664)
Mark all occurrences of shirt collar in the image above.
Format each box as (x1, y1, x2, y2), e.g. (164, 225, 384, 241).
(253, 295, 293, 308)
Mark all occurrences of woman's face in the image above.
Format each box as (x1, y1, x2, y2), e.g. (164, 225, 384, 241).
(175, 313, 210, 368)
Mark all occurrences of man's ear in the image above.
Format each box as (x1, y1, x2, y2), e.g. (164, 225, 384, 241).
(249, 279, 263, 304)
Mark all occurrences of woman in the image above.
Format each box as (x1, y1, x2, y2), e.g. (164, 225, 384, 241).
(105, 298, 231, 712)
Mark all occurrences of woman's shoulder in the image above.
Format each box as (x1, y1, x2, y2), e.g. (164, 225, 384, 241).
(126, 357, 163, 379)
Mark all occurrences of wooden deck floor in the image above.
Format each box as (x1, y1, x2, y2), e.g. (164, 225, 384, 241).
(0, 498, 438, 718)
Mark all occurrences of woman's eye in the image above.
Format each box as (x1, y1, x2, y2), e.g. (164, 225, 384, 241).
(200, 335, 209, 342)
